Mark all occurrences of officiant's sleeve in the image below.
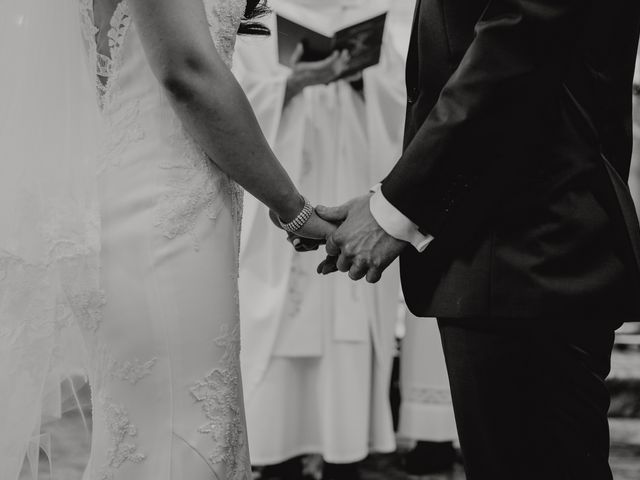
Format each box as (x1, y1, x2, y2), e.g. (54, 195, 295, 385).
(381, 0, 587, 238)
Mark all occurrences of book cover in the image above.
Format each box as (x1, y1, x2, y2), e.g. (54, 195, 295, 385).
(276, 3, 388, 80)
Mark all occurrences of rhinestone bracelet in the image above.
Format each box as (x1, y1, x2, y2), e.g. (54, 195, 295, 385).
(278, 197, 313, 233)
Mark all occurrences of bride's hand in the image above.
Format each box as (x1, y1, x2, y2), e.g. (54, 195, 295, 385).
(296, 210, 338, 240)
(269, 209, 337, 246)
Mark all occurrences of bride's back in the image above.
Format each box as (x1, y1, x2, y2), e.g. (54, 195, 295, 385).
(78, 0, 245, 241)
(92, 0, 121, 56)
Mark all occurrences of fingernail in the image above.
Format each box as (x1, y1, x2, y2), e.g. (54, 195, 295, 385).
(293, 238, 301, 247)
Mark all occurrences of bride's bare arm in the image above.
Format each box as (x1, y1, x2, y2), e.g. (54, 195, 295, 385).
(128, 0, 325, 232)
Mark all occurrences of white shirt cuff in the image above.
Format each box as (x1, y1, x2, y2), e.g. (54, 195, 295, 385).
(369, 184, 434, 253)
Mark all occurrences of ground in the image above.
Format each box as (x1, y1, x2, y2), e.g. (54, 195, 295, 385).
(20, 342, 640, 479)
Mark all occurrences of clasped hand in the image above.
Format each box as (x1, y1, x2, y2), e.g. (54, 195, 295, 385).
(274, 195, 407, 283)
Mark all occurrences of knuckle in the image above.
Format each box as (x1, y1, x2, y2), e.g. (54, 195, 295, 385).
(337, 256, 350, 271)
(344, 243, 357, 257)
(353, 256, 367, 269)
(326, 238, 339, 253)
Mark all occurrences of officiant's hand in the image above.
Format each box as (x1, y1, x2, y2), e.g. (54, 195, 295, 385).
(284, 44, 351, 105)
(316, 195, 407, 283)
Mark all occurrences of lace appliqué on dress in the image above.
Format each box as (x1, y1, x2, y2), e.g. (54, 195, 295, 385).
(228, 181, 245, 262)
(79, 0, 99, 66)
(68, 289, 107, 334)
(109, 357, 158, 385)
(95, 396, 146, 480)
(95, 1, 132, 106)
(153, 115, 238, 250)
(0, 255, 56, 380)
(99, 99, 145, 173)
(106, 4, 131, 56)
(97, 3, 146, 173)
(190, 321, 250, 479)
(79, 0, 145, 174)
(205, 0, 246, 68)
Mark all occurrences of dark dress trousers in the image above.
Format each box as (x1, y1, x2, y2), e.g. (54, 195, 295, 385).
(383, 1, 640, 478)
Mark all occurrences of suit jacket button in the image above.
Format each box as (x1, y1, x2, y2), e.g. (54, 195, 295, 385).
(407, 87, 418, 104)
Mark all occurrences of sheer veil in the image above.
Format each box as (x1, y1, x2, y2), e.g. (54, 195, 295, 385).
(0, 0, 102, 478)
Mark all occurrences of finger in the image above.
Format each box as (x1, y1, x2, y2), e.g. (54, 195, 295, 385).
(290, 43, 304, 65)
(323, 263, 338, 275)
(296, 239, 320, 252)
(322, 256, 339, 275)
(342, 71, 363, 83)
(366, 268, 383, 284)
(348, 261, 368, 281)
(336, 254, 352, 273)
(286, 232, 304, 246)
(295, 242, 310, 252)
(336, 49, 351, 72)
(286, 232, 301, 245)
(317, 256, 338, 275)
(306, 51, 340, 72)
(325, 235, 341, 256)
(316, 204, 349, 223)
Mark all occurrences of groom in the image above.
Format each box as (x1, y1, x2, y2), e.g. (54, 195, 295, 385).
(316, 1, 640, 478)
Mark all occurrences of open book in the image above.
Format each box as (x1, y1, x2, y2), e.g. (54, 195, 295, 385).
(275, 1, 389, 80)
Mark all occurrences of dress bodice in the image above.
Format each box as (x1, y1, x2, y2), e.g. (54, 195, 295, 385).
(77, 0, 246, 249)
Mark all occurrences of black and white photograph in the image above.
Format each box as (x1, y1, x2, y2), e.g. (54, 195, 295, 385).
(1, 0, 639, 479)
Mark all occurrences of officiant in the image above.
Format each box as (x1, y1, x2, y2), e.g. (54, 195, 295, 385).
(234, 0, 405, 478)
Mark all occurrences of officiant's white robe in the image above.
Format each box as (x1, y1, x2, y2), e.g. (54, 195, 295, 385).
(398, 313, 458, 443)
(234, 3, 406, 464)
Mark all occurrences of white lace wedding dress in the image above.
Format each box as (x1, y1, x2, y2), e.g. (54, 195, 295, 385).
(71, 1, 250, 479)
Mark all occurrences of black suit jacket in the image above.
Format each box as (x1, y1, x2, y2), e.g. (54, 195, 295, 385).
(384, 0, 640, 320)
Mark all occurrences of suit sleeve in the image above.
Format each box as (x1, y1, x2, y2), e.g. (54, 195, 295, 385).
(381, 0, 587, 236)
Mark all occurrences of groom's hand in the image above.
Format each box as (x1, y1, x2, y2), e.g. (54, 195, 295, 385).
(316, 195, 407, 283)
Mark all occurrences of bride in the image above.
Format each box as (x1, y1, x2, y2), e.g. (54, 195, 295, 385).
(0, 0, 333, 479)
